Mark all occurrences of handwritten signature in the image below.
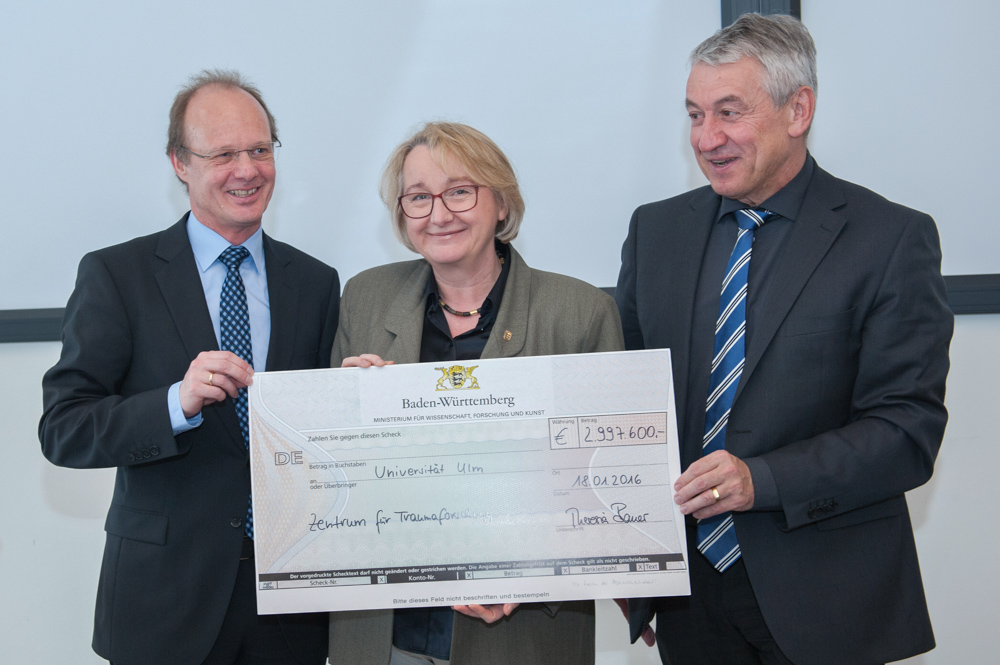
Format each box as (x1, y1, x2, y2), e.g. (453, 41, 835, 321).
(565, 503, 649, 528)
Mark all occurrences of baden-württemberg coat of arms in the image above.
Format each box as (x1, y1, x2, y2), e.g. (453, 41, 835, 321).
(435, 365, 480, 391)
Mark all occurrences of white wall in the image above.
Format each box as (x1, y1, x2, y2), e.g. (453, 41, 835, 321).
(4, 1, 997, 312)
(803, 1, 1000, 276)
(3, 1, 997, 663)
(1, 1, 716, 311)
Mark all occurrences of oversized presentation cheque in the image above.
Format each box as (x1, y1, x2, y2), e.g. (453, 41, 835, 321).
(249, 349, 689, 615)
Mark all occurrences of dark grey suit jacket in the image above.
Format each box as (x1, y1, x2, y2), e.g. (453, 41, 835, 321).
(39, 216, 340, 665)
(616, 165, 952, 665)
(327, 246, 623, 665)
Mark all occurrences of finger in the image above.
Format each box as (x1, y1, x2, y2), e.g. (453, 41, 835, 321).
(358, 353, 390, 367)
(191, 352, 253, 388)
(674, 472, 723, 507)
(675, 450, 739, 503)
(180, 352, 253, 416)
(451, 605, 478, 617)
(211, 355, 254, 388)
(205, 370, 241, 399)
(674, 453, 724, 493)
(195, 349, 253, 373)
(502, 603, 519, 616)
(341, 356, 378, 368)
(191, 363, 241, 399)
(692, 485, 753, 519)
(179, 377, 229, 418)
(674, 455, 712, 491)
(678, 484, 728, 517)
(452, 605, 479, 619)
(465, 604, 496, 622)
(642, 625, 656, 647)
(183, 379, 229, 402)
(456, 604, 504, 623)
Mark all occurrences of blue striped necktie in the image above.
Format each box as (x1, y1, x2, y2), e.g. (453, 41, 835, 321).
(697, 208, 775, 572)
(219, 246, 255, 539)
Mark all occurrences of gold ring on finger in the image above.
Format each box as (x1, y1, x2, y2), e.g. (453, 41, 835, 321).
(711, 487, 721, 502)
(208, 371, 214, 387)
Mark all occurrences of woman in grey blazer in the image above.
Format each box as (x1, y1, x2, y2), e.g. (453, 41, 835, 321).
(328, 122, 623, 665)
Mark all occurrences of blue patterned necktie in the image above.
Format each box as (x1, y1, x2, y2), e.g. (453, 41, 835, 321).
(218, 246, 255, 539)
(697, 208, 775, 572)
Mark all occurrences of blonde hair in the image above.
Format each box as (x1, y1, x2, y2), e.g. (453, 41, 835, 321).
(380, 122, 525, 253)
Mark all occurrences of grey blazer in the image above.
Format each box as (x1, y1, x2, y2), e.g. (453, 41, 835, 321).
(328, 246, 623, 665)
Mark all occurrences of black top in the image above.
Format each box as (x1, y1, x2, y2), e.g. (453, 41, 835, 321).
(418, 241, 512, 363)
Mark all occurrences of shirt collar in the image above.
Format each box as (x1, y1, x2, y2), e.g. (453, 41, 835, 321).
(186, 212, 265, 274)
(716, 152, 816, 223)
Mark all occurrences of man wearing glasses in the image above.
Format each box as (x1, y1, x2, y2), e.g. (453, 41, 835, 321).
(40, 70, 339, 665)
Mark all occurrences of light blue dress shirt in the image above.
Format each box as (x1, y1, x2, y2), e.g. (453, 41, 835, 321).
(167, 213, 271, 434)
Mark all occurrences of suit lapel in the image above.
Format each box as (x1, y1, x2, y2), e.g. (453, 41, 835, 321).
(153, 215, 244, 448)
(263, 235, 299, 372)
(153, 216, 218, 360)
(737, 167, 847, 402)
(381, 261, 432, 363)
(483, 247, 528, 359)
(664, 188, 718, 439)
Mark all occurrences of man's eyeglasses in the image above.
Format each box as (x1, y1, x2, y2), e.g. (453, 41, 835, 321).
(179, 141, 281, 167)
(399, 185, 483, 219)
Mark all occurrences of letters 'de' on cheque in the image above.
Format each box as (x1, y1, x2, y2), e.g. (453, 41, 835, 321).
(248, 349, 689, 614)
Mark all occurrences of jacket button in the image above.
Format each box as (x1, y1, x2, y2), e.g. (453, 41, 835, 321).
(126, 453, 135, 462)
(231, 518, 243, 528)
(150, 446, 159, 456)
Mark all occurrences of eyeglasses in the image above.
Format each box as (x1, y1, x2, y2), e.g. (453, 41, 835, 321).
(398, 184, 483, 219)
(179, 141, 281, 167)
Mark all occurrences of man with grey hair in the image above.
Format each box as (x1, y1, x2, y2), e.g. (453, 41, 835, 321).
(616, 13, 952, 664)
(40, 70, 338, 664)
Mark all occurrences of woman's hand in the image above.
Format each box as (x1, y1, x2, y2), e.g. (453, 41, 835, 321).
(452, 603, 519, 624)
(341, 354, 394, 368)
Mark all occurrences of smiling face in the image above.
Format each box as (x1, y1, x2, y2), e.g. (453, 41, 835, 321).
(401, 144, 507, 273)
(170, 85, 275, 244)
(686, 57, 812, 207)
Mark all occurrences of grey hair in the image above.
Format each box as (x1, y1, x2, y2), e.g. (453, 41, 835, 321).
(691, 13, 817, 107)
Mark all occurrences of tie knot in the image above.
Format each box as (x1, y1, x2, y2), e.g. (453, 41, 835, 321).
(735, 208, 776, 231)
(219, 246, 250, 271)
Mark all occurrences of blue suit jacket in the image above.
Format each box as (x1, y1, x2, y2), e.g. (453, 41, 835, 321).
(40, 216, 340, 665)
(615, 165, 952, 665)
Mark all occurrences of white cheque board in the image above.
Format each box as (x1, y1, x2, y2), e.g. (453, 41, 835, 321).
(248, 349, 689, 614)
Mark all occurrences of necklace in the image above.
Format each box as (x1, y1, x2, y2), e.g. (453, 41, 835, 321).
(438, 251, 505, 318)
(439, 300, 480, 317)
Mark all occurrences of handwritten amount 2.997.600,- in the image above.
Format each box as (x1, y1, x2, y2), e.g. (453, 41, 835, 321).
(583, 425, 660, 443)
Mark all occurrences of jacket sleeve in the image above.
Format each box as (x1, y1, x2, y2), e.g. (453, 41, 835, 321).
(39, 252, 185, 469)
(762, 212, 953, 529)
(581, 290, 625, 354)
